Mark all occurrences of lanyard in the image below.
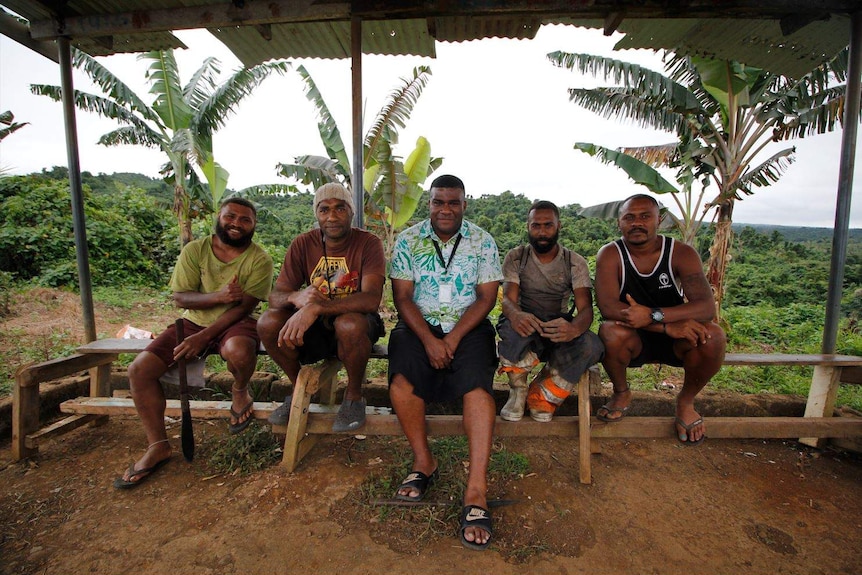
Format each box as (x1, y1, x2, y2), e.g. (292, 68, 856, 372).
(321, 233, 334, 300)
(431, 233, 462, 274)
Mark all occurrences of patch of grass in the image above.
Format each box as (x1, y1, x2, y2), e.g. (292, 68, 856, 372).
(335, 436, 532, 555)
(92, 285, 168, 310)
(200, 423, 282, 475)
(489, 445, 530, 476)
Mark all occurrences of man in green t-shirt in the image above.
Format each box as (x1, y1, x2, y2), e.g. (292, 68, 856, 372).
(113, 198, 273, 489)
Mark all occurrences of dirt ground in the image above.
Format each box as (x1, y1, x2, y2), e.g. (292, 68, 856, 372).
(2, 418, 862, 575)
(2, 290, 862, 574)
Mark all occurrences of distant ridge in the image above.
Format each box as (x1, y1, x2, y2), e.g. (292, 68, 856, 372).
(733, 223, 862, 242)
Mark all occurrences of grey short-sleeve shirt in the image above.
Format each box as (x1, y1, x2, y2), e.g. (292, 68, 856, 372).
(502, 245, 592, 318)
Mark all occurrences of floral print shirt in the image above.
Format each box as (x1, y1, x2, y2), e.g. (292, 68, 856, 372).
(390, 219, 502, 332)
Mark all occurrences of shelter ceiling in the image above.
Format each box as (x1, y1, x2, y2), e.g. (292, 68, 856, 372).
(1, 1, 857, 77)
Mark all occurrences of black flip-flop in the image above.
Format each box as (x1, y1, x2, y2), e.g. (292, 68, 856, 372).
(459, 504, 492, 551)
(229, 400, 255, 435)
(596, 403, 629, 422)
(675, 416, 706, 446)
(113, 457, 172, 490)
(394, 468, 438, 502)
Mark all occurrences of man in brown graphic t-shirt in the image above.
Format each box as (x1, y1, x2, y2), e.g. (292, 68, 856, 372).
(257, 183, 385, 432)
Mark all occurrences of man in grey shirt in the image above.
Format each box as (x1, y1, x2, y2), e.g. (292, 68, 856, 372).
(497, 200, 604, 422)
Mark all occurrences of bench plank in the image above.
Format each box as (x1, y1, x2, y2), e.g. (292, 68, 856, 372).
(723, 353, 862, 366)
(60, 397, 392, 419)
(15, 352, 117, 388)
(58, 397, 862, 439)
(77, 339, 152, 354)
(76, 338, 390, 358)
(25, 414, 106, 448)
(591, 416, 862, 439)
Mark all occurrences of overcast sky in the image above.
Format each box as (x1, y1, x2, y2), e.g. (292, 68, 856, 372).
(1, 24, 860, 228)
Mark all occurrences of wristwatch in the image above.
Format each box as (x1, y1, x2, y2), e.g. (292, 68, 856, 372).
(650, 308, 665, 323)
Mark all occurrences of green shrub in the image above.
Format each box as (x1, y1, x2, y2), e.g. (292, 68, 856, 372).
(0, 175, 176, 288)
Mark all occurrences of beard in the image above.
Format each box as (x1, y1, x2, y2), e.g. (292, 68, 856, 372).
(215, 220, 254, 248)
(529, 230, 559, 254)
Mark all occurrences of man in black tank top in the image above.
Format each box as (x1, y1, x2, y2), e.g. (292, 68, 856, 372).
(594, 195, 726, 445)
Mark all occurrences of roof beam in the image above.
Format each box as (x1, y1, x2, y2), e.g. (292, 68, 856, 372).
(780, 12, 830, 36)
(604, 12, 625, 36)
(349, 0, 861, 19)
(0, 9, 57, 62)
(29, 1, 348, 39)
(27, 0, 859, 40)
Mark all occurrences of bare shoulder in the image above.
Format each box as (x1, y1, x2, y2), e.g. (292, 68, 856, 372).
(595, 241, 619, 267)
(671, 239, 704, 268)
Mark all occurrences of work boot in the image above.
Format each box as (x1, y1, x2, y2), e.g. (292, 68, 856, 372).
(500, 370, 529, 422)
(527, 367, 565, 422)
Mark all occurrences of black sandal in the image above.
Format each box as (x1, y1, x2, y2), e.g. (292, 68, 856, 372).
(596, 386, 631, 422)
(459, 504, 492, 551)
(394, 468, 438, 502)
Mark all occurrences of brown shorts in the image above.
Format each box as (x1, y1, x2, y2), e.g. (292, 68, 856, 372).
(144, 316, 260, 367)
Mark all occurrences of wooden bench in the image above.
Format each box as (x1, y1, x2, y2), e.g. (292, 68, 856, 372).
(14, 337, 597, 481)
(13, 339, 862, 486)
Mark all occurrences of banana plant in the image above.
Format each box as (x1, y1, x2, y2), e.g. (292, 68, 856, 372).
(0, 111, 27, 142)
(550, 48, 846, 309)
(32, 48, 290, 245)
(278, 65, 441, 254)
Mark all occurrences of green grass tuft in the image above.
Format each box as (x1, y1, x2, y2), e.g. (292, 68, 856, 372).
(202, 423, 282, 475)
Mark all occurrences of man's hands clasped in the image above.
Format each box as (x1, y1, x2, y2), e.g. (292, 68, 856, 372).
(615, 294, 711, 347)
(510, 310, 581, 343)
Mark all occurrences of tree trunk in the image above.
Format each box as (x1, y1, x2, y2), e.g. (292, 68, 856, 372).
(706, 200, 734, 319)
(173, 183, 193, 247)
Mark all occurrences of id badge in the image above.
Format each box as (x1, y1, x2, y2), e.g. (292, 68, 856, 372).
(439, 282, 453, 304)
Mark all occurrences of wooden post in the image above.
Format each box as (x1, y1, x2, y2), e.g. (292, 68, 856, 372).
(800, 365, 841, 447)
(281, 359, 343, 471)
(12, 370, 40, 461)
(578, 370, 592, 484)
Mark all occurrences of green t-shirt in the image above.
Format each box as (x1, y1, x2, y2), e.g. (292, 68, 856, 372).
(169, 236, 273, 327)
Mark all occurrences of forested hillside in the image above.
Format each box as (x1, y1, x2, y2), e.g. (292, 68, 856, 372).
(2, 169, 862, 408)
(4, 169, 862, 314)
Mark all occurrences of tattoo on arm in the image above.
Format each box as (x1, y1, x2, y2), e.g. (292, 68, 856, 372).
(681, 271, 713, 302)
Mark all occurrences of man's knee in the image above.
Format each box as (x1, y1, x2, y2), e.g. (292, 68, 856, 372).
(220, 336, 257, 367)
(257, 308, 287, 342)
(389, 373, 414, 396)
(599, 322, 639, 357)
(599, 321, 629, 343)
(128, 352, 166, 390)
(463, 386, 494, 405)
(334, 313, 369, 342)
(706, 322, 727, 349)
(681, 323, 727, 368)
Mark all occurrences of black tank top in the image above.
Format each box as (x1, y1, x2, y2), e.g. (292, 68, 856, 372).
(615, 236, 684, 308)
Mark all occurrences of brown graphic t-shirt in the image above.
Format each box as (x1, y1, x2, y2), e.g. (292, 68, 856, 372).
(275, 228, 385, 298)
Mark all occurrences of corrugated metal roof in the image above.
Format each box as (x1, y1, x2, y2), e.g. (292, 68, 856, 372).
(209, 19, 436, 67)
(615, 16, 851, 78)
(431, 15, 542, 42)
(1, 1, 853, 77)
(2, 0, 186, 55)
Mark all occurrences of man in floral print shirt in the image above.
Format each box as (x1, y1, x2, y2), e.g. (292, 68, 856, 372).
(388, 174, 502, 551)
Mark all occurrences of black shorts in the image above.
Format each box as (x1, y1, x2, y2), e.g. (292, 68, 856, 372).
(296, 312, 385, 365)
(629, 330, 683, 368)
(388, 319, 497, 403)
